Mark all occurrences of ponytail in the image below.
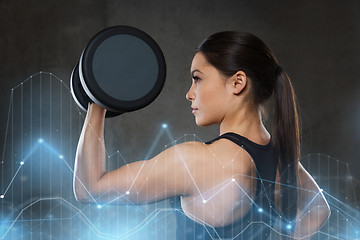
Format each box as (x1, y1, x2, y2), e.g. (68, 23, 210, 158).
(196, 31, 302, 238)
(273, 67, 300, 236)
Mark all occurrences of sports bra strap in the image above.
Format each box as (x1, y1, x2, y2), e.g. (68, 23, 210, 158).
(205, 132, 272, 160)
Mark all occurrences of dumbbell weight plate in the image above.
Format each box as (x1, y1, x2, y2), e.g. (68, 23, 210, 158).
(76, 25, 166, 117)
(70, 63, 121, 118)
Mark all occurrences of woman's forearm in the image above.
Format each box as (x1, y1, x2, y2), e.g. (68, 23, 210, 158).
(73, 103, 107, 201)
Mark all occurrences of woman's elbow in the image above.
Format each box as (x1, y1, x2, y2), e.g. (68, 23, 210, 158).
(73, 186, 91, 203)
(320, 201, 331, 225)
(313, 198, 331, 230)
(74, 192, 90, 203)
(73, 180, 95, 203)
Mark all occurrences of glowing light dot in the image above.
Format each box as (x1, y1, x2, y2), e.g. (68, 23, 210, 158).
(126, 191, 130, 195)
(202, 200, 207, 204)
(286, 224, 292, 230)
(258, 208, 263, 213)
(231, 178, 236, 182)
(59, 155, 64, 159)
(20, 161, 24, 165)
(162, 123, 168, 129)
(97, 205, 102, 209)
(0, 195, 4, 199)
(38, 138, 44, 143)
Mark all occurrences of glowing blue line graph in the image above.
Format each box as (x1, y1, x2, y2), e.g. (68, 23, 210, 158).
(0, 136, 357, 239)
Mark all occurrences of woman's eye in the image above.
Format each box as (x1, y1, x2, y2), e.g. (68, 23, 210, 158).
(192, 76, 201, 83)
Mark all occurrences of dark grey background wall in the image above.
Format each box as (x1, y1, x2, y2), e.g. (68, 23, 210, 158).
(0, 0, 360, 239)
(0, 0, 359, 198)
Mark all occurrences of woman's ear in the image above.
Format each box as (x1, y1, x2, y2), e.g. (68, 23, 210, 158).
(231, 71, 247, 95)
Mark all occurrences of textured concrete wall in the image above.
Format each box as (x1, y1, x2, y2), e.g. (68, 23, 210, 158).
(0, 0, 359, 190)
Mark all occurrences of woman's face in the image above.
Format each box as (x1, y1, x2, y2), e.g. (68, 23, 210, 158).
(186, 52, 231, 126)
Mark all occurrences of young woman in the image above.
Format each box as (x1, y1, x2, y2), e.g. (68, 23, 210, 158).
(73, 31, 331, 239)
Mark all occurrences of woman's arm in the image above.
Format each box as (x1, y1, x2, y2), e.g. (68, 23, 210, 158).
(73, 103, 255, 208)
(293, 163, 331, 239)
(73, 103, 107, 202)
(73, 103, 196, 204)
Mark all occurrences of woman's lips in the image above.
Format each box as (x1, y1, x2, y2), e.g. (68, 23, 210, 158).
(192, 108, 198, 113)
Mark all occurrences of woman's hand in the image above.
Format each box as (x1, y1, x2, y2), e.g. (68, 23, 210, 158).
(88, 102, 107, 117)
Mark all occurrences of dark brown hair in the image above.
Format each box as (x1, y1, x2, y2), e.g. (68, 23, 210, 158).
(196, 31, 300, 236)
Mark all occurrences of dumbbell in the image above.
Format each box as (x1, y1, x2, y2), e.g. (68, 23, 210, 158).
(70, 26, 166, 118)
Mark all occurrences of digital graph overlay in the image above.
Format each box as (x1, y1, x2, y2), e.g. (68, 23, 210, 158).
(0, 72, 358, 239)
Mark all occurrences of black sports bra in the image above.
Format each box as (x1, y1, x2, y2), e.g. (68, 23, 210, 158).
(169, 132, 278, 239)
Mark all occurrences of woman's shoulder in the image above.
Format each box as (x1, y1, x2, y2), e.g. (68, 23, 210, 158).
(176, 139, 256, 184)
(179, 139, 258, 225)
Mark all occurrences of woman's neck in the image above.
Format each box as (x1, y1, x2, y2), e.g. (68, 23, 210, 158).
(219, 105, 270, 145)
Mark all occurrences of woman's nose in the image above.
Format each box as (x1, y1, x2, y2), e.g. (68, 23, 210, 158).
(186, 86, 195, 101)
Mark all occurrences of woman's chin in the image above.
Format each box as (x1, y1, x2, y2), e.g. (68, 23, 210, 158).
(195, 119, 212, 127)
(195, 119, 204, 127)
